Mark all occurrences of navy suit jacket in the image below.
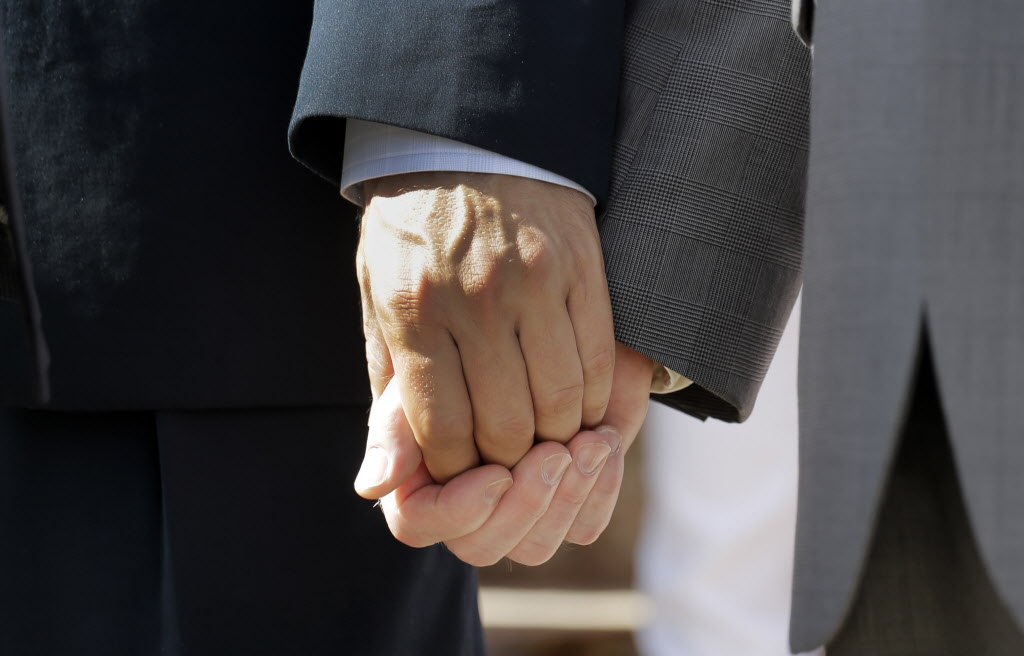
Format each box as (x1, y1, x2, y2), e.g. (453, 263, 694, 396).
(0, 1, 623, 409)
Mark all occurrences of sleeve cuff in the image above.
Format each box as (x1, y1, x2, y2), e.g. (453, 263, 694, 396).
(340, 119, 596, 207)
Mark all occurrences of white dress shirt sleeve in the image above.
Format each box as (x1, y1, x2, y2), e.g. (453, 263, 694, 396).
(340, 119, 595, 206)
(341, 118, 692, 395)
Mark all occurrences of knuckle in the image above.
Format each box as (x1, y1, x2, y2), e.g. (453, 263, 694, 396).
(416, 410, 473, 445)
(474, 414, 535, 463)
(522, 246, 554, 276)
(518, 234, 559, 279)
(584, 347, 616, 380)
(382, 289, 426, 323)
(521, 500, 550, 526)
(561, 487, 592, 508)
(459, 261, 504, 301)
(568, 231, 602, 272)
(491, 413, 536, 441)
(379, 270, 442, 324)
(538, 383, 585, 419)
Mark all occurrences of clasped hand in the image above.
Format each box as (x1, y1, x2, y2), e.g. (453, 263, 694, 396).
(354, 172, 651, 566)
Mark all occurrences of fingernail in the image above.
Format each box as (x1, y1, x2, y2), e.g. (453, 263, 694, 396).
(596, 425, 623, 453)
(541, 453, 573, 486)
(576, 443, 612, 476)
(484, 478, 514, 504)
(354, 447, 389, 490)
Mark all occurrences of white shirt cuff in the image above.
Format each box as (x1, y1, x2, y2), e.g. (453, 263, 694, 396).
(651, 365, 694, 394)
(340, 119, 596, 206)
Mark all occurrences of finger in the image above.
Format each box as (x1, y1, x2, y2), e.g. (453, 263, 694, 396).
(564, 427, 625, 545)
(601, 342, 655, 451)
(567, 343, 654, 544)
(387, 325, 480, 483)
(518, 306, 585, 442)
(357, 246, 393, 401)
(444, 441, 572, 567)
(506, 428, 618, 565)
(567, 251, 616, 428)
(453, 324, 535, 468)
(354, 379, 424, 499)
(380, 461, 514, 549)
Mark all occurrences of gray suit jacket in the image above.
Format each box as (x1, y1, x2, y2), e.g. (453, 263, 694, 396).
(603, 0, 1023, 651)
(791, 0, 1024, 649)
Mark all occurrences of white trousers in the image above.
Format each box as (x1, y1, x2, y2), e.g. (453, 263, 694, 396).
(636, 297, 824, 656)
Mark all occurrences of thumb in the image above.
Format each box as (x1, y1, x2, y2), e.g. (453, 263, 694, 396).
(354, 379, 423, 499)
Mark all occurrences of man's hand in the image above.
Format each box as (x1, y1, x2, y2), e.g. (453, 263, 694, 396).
(357, 172, 615, 483)
(354, 342, 654, 566)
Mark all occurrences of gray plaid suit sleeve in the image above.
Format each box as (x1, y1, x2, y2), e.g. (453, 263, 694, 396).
(600, 0, 811, 421)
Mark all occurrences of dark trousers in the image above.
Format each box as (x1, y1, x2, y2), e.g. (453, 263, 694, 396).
(830, 356, 1024, 654)
(0, 407, 483, 656)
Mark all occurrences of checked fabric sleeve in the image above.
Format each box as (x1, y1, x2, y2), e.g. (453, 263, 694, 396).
(599, 0, 812, 421)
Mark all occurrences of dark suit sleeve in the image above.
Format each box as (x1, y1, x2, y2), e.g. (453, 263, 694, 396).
(288, 1, 625, 207)
(599, 0, 812, 422)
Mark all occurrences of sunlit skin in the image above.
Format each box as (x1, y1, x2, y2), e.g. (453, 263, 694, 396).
(358, 172, 616, 483)
(353, 171, 653, 565)
(357, 341, 653, 567)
